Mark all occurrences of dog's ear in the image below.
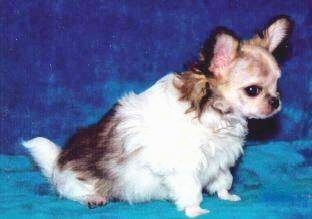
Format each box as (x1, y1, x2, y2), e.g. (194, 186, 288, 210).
(209, 33, 239, 78)
(247, 17, 291, 52)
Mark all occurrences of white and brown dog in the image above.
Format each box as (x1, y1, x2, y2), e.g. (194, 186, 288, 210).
(23, 17, 291, 217)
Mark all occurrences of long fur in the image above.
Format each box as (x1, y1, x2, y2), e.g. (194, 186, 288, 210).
(23, 73, 247, 204)
(22, 137, 60, 178)
(23, 16, 290, 217)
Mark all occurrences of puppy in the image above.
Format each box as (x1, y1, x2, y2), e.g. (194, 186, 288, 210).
(23, 17, 290, 217)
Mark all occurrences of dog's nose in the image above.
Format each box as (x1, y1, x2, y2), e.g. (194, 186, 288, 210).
(269, 96, 280, 109)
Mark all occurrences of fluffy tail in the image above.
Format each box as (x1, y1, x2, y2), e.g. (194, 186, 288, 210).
(22, 137, 61, 179)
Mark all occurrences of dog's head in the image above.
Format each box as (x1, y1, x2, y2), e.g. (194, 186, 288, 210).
(176, 17, 291, 119)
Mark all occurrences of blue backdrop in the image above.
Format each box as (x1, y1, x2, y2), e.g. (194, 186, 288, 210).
(0, 1, 311, 218)
(1, 0, 311, 154)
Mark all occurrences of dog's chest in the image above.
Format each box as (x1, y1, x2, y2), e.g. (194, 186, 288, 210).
(196, 115, 247, 185)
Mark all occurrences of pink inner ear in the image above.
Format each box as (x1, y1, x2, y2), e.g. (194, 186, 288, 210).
(210, 47, 231, 75)
(213, 53, 229, 68)
(209, 35, 237, 77)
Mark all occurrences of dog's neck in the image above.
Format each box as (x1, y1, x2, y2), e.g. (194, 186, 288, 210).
(199, 103, 248, 137)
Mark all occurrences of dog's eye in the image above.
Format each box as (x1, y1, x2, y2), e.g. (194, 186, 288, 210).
(244, 85, 262, 97)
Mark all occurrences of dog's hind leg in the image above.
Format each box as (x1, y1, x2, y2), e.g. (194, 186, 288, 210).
(52, 168, 108, 208)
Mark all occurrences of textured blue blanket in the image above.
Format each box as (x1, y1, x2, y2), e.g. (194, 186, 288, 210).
(0, 0, 311, 218)
(1, 141, 311, 218)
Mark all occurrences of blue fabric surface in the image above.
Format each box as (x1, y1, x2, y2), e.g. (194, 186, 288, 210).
(0, 0, 311, 218)
(1, 141, 311, 218)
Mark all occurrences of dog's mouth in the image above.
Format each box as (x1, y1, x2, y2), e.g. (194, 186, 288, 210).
(246, 106, 281, 119)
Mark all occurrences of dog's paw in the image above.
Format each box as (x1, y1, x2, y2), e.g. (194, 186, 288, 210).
(217, 190, 241, 202)
(85, 195, 107, 209)
(185, 205, 209, 218)
(224, 194, 241, 201)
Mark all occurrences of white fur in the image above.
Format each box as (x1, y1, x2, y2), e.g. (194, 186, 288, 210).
(52, 169, 97, 203)
(266, 18, 289, 52)
(23, 137, 100, 204)
(112, 73, 247, 215)
(24, 73, 247, 217)
(22, 137, 60, 178)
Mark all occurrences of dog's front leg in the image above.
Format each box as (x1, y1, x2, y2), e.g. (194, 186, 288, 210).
(207, 169, 241, 201)
(166, 173, 209, 217)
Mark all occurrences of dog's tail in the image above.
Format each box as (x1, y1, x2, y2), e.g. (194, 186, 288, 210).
(22, 137, 61, 179)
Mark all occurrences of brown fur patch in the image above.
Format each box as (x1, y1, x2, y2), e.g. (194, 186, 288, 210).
(173, 71, 215, 116)
(176, 27, 241, 117)
(57, 104, 125, 198)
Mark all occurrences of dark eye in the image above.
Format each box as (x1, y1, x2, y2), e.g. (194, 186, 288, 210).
(244, 85, 262, 97)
